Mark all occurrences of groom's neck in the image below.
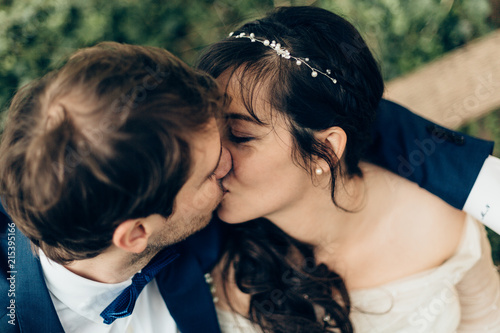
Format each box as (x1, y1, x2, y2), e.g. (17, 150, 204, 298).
(62, 247, 158, 284)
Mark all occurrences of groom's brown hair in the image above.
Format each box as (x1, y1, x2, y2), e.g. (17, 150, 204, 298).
(0, 42, 223, 264)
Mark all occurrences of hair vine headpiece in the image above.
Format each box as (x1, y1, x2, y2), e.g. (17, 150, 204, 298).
(228, 32, 337, 84)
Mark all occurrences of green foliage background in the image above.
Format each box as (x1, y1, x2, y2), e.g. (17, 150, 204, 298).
(1, 0, 499, 260)
(0, 0, 496, 112)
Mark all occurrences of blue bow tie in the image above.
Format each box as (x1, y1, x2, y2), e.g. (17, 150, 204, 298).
(100, 247, 180, 325)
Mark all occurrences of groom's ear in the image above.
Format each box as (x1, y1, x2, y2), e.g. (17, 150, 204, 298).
(315, 126, 348, 164)
(112, 218, 151, 254)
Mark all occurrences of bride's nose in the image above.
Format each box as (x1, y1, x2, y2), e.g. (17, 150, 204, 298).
(213, 146, 232, 180)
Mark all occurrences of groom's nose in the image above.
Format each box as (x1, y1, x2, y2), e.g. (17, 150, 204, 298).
(213, 146, 232, 180)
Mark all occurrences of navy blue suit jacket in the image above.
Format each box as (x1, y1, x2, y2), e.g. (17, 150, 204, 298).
(0, 99, 494, 332)
(367, 100, 493, 209)
(0, 206, 223, 332)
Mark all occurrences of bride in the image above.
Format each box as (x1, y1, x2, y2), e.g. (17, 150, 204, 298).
(198, 6, 500, 333)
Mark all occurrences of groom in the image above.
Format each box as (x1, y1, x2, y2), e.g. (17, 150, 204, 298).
(0, 42, 232, 333)
(0, 42, 498, 333)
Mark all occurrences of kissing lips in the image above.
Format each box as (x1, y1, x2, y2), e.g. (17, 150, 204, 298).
(219, 180, 229, 194)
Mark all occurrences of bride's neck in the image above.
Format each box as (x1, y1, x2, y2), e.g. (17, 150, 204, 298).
(265, 164, 373, 257)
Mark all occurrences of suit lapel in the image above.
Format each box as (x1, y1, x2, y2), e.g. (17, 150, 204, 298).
(156, 220, 223, 333)
(15, 225, 65, 333)
(157, 252, 221, 333)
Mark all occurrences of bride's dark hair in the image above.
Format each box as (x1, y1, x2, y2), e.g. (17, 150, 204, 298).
(198, 6, 384, 332)
(218, 217, 353, 332)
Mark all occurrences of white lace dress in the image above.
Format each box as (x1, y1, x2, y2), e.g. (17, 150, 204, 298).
(216, 215, 500, 332)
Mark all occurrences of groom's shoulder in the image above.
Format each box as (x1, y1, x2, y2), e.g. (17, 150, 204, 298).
(0, 211, 17, 330)
(0, 211, 13, 278)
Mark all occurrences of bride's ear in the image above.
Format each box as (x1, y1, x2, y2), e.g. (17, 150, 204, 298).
(316, 126, 347, 164)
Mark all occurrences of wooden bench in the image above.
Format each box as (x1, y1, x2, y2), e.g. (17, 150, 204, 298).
(384, 29, 500, 128)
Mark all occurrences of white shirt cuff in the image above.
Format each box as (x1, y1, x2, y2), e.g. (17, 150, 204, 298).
(464, 155, 500, 234)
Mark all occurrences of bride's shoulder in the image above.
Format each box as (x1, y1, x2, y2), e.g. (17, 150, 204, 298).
(363, 163, 466, 265)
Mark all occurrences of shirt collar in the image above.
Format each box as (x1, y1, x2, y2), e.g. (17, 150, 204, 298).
(39, 250, 133, 324)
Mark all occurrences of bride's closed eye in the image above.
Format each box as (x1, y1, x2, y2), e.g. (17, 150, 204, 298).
(224, 113, 266, 144)
(228, 129, 255, 144)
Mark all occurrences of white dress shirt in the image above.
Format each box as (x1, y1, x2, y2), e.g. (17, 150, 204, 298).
(39, 251, 179, 333)
(464, 155, 500, 235)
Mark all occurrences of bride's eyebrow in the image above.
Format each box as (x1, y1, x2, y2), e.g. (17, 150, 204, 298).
(225, 113, 266, 126)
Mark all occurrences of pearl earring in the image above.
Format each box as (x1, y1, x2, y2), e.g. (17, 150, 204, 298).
(315, 167, 323, 175)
